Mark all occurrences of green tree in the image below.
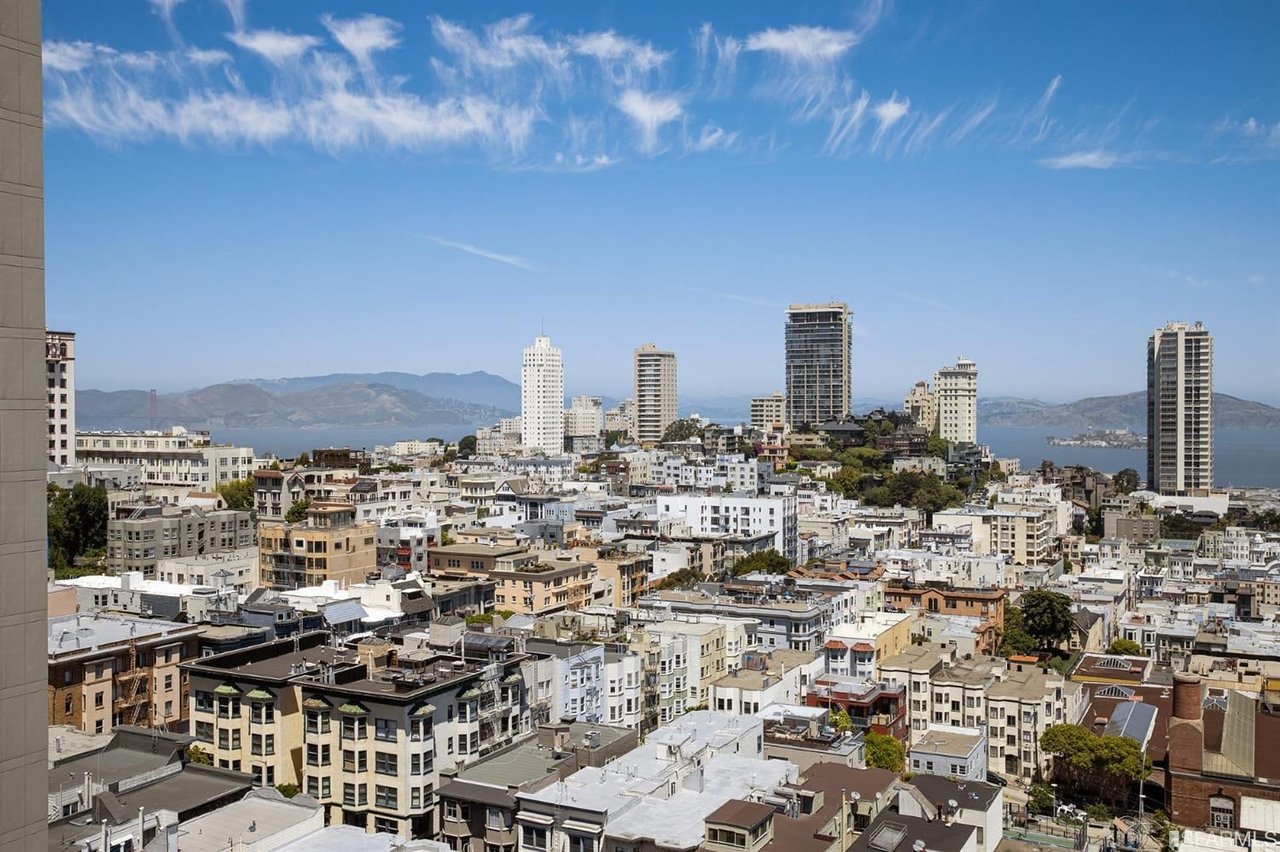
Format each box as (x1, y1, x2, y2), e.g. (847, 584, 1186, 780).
(47, 483, 108, 572)
(1028, 783, 1055, 815)
(864, 732, 905, 772)
(730, 549, 792, 576)
(1113, 468, 1140, 495)
(285, 498, 311, 523)
(1106, 638, 1143, 656)
(925, 435, 949, 458)
(1020, 589, 1074, 650)
(440, 529, 455, 546)
(999, 605, 1036, 657)
(660, 418, 703, 443)
(829, 707, 853, 733)
(275, 783, 300, 798)
(1160, 513, 1203, 539)
(457, 435, 477, 457)
(216, 477, 255, 511)
(186, 745, 212, 765)
(605, 429, 628, 447)
(295, 452, 311, 466)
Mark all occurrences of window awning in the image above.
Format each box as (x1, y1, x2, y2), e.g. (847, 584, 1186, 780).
(339, 702, 369, 716)
(302, 697, 331, 710)
(561, 820, 603, 835)
(410, 703, 437, 718)
(517, 812, 555, 826)
(213, 683, 240, 695)
(460, 687, 483, 700)
(503, 673, 524, 684)
(246, 688, 274, 701)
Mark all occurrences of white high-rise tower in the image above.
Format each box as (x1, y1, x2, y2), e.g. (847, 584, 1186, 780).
(1148, 321, 1213, 495)
(935, 357, 978, 444)
(633, 343, 677, 443)
(521, 335, 564, 454)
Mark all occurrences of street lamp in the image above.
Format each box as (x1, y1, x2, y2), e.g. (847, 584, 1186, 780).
(1051, 783, 1058, 818)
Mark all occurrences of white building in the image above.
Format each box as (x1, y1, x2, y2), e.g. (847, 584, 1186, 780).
(46, 330, 76, 466)
(521, 335, 564, 455)
(526, 639, 644, 730)
(564, 395, 604, 438)
(903, 380, 938, 435)
(657, 492, 799, 562)
(909, 725, 989, 782)
(935, 357, 978, 444)
(633, 343, 678, 443)
(76, 426, 256, 492)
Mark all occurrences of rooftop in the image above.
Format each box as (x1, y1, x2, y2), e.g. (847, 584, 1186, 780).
(172, 788, 322, 852)
(706, 799, 776, 831)
(850, 810, 976, 852)
(453, 722, 634, 790)
(48, 612, 199, 658)
(911, 727, 985, 760)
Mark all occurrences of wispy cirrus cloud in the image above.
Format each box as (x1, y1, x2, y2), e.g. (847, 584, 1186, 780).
(870, 92, 910, 152)
(227, 29, 321, 66)
(1038, 150, 1127, 170)
(745, 25, 859, 119)
(149, 0, 186, 44)
(617, 89, 683, 154)
(950, 97, 997, 143)
(427, 235, 536, 271)
(322, 14, 401, 79)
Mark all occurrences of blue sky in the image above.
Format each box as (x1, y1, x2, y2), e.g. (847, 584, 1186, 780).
(43, 0, 1280, 403)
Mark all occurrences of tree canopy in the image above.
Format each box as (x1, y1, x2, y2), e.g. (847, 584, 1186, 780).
(1019, 589, 1075, 650)
(285, 498, 311, 523)
(1040, 723, 1149, 807)
(47, 483, 107, 574)
(216, 477, 254, 511)
(864, 732, 906, 772)
(730, 549, 792, 577)
(457, 435, 477, 457)
(1106, 638, 1143, 656)
(1113, 468, 1140, 495)
(660, 418, 703, 443)
(999, 605, 1036, 657)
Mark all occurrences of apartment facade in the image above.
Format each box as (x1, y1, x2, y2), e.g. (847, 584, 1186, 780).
(184, 630, 532, 840)
(903, 381, 938, 435)
(1147, 321, 1213, 495)
(564, 395, 604, 438)
(47, 613, 200, 735)
(521, 335, 565, 455)
(258, 502, 378, 590)
(883, 585, 1006, 655)
(0, 8, 50, 843)
(107, 502, 255, 577)
(633, 343, 678, 443)
(46, 330, 75, 465)
(750, 392, 786, 431)
(784, 302, 851, 428)
(77, 426, 257, 491)
(933, 505, 1056, 565)
(525, 639, 644, 729)
(934, 357, 978, 445)
(657, 492, 799, 563)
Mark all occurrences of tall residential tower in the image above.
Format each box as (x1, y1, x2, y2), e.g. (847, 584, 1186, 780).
(784, 302, 851, 428)
(633, 343, 677, 443)
(521, 335, 564, 454)
(0, 0, 51, 847)
(45, 330, 75, 466)
(1147, 321, 1213, 495)
(935, 357, 978, 444)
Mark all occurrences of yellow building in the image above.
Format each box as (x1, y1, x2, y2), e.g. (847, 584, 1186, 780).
(259, 502, 377, 590)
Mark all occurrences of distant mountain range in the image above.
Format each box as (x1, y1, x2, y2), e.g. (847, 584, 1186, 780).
(79, 371, 1280, 433)
(978, 392, 1280, 431)
(78, 381, 512, 430)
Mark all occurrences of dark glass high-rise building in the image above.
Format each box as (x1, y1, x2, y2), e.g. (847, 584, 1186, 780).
(784, 302, 851, 429)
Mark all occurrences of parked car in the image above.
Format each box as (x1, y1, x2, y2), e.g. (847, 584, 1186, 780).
(985, 772, 1008, 787)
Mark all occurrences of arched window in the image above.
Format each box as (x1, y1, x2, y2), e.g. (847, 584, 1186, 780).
(1209, 795, 1234, 830)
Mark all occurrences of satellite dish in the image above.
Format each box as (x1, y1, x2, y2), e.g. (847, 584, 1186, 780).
(948, 799, 958, 809)
(913, 841, 927, 852)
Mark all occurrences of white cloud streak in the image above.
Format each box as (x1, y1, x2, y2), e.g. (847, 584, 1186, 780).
(617, 89, 683, 154)
(950, 97, 997, 143)
(428, 235, 535, 271)
(870, 92, 910, 152)
(745, 25, 858, 119)
(322, 14, 400, 80)
(228, 29, 321, 66)
(149, 0, 186, 44)
(1038, 150, 1126, 169)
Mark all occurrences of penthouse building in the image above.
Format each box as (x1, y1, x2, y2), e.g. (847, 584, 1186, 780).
(934, 357, 978, 445)
(522, 335, 565, 455)
(633, 343, 678, 443)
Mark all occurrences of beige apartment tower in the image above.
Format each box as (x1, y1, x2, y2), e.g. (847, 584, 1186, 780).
(0, 1, 50, 848)
(1148, 321, 1213, 495)
(750, 392, 786, 430)
(633, 343, 677, 443)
